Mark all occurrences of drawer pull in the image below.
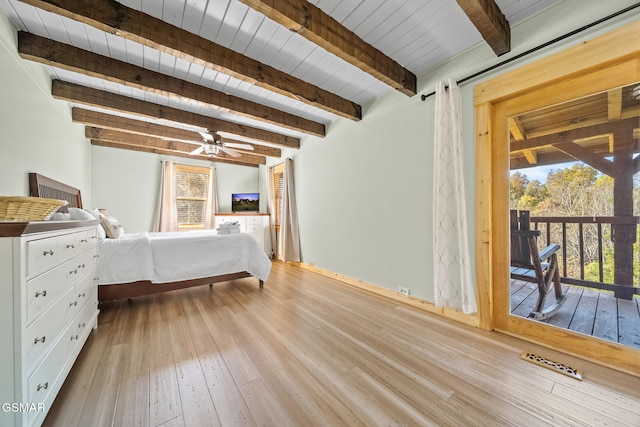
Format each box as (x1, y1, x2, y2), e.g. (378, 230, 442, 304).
(78, 292, 86, 298)
(91, 235, 97, 239)
(81, 239, 88, 243)
(42, 250, 54, 256)
(37, 382, 48, 392)
(34, 336, 46, 344)
(78, 263, 85, 269)
(78, 322, 86, 328)
(70, 269, 78, 275)
(69, 301, 78, 307)
(35, 290, 47, 298)
(66, 243, 75, 249)
(70, 334, 78, 341)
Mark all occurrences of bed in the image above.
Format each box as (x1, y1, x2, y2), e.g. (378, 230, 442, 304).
(29, 173, 271, 303)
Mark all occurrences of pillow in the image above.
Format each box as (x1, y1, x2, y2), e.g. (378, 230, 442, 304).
(100, 213, 124, 239)
(84, 208, 107, 239)
(68, 207, 95, 220)
(49, 212, 71, 221)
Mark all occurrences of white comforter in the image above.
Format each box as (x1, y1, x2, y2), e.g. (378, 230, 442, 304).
(97, 230, 271, 285)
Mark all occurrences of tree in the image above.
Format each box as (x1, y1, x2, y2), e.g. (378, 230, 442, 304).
(509, 172, 529, 209)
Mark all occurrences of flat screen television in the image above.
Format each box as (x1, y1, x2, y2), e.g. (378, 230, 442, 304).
(231, 192, 260, 212)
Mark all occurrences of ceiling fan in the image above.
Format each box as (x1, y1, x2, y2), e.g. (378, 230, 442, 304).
(165, 131, 255, 157)
(188, 131, 255, 158)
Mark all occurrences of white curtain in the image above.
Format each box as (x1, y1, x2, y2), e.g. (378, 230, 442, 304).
(204, 166, 217, 229)
(433, 79, 477, 314)
(279, 158, 301, 262)
(153, 160, 178, 232)
(266, 166, 277, 258)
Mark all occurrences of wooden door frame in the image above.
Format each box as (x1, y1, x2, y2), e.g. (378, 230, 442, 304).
(474, 20, 640, 376)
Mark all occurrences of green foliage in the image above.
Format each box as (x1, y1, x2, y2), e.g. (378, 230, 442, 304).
(510, 163, 639, 287)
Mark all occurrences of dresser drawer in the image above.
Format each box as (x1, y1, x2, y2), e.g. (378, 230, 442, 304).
(27, 320, 78, 420)
(26, 236, 60, 276)
(246, 216, 263, 225)
(246, 225, 261, 234)
(26, 248, 95, 324)
(23, 286, 78, 373)
(74, 291, 98, 340)
(75, 270, 97, 308)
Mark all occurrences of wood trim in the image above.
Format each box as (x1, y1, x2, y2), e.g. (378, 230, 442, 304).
(53, 80, 299, 149)
(19, 0, 362, 121)
(474, 20, 640, 105)
(97, 272, 261, 303)
(293, 261, 480, 328)
(474, 20, 640, 376)
(237, 0, 416, 96)
(18, 32, 325, 137)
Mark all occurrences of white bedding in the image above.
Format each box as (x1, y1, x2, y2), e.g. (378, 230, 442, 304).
(97, 230, 271, 285)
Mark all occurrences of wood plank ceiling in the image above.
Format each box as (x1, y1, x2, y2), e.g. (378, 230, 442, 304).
(1, 0, 561, 167)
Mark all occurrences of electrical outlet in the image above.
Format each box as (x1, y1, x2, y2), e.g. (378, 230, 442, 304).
(398, 287, 410, 296)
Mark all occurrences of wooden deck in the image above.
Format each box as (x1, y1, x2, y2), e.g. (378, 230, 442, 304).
(511, 279, 640, 349)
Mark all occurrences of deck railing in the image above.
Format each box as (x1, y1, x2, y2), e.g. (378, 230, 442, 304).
(529, 215, 640, 297)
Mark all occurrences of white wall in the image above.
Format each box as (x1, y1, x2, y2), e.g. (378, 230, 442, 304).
(0, 9, 92, 203)
(285, 0, 640, 303)
(91, 146, 261, 233)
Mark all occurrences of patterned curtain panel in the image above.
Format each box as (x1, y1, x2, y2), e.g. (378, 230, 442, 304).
(433, 79, 477, 314)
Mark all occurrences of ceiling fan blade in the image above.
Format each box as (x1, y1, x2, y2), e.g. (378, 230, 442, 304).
(190, 145, 204, 155)
(218, 145, 242, 157)
(199, 131, 214, 142)
(223, 142, 254, 150)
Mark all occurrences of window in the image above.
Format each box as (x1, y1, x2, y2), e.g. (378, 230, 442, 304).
(175, 164, 211, 230)
(272, 163, 284, 231)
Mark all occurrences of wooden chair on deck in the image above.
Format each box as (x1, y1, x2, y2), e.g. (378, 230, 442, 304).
(510, 210, 566, 320)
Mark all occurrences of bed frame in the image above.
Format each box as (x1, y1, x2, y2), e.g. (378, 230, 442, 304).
(29, 173, 264, 303)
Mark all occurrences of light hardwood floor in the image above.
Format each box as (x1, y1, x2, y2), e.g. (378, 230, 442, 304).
(44, 262, 640, 427)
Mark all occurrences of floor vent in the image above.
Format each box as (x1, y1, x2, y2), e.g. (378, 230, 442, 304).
(520, 352, 583, 381)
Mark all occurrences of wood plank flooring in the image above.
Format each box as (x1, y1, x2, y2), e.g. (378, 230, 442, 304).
(511, 279, 640, 348)
(44, 262, 640, 426)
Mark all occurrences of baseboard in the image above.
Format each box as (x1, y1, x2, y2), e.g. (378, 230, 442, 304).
(291, 262, 479, 328)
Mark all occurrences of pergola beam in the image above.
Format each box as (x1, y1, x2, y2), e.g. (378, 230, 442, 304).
(20, 0, 362, 120)
(237, 0, 416, 96)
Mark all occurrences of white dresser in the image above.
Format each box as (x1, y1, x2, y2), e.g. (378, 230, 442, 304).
(215, 213, 272, 256)
(0, 221, 100, 427)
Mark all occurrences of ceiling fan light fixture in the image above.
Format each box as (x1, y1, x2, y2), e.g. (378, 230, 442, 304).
(203, 143, 220, 157)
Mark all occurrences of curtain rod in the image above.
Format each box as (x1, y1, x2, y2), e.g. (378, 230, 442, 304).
(420, 2, 640, 101)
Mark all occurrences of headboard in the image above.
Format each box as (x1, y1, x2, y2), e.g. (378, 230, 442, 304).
(29, 173, 83, 213)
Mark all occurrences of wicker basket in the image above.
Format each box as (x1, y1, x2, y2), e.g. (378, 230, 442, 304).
(0, 196, 68, 221)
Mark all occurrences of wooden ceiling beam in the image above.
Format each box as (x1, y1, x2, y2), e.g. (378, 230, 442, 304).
(87, 127, 267, 164)
(52, 80, 300, 148)
(19, 0, 362, 121)
(237, 0, 416, 96)
(456, 0, 510, 56)
(90, 139, 263, 167)
(84, 125, 281, 158)
(18, 32, 325, 137)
